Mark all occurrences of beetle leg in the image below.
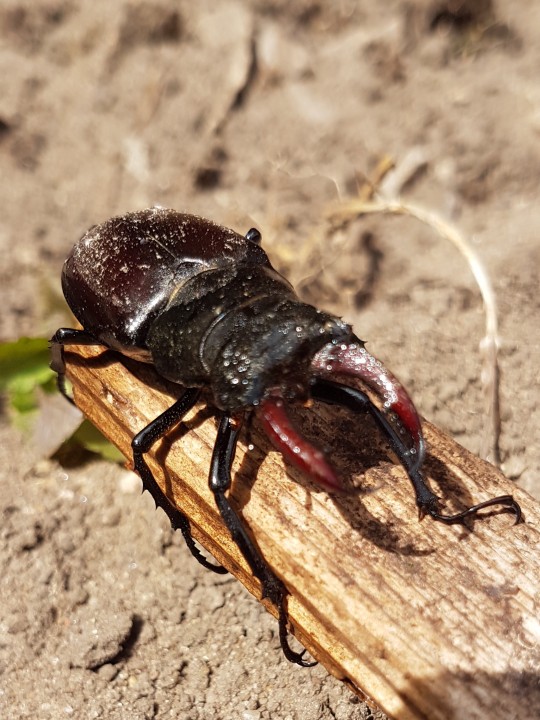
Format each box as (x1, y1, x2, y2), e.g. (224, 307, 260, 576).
(311, 379, 438, 508)
(312, 379, 522, 526)
(425, 495, 522, 525)
(258, 394, 343, 493)
(312, 336, 425, 472)
(210, 413, 316, 667)
(131, 389, 227, 574)
(49, 328, 104, 403)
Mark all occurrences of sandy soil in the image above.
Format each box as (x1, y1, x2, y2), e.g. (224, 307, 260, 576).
(1, 1, 539, 718)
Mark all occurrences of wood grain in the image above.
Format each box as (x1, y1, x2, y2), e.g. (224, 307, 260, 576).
(64, 344, 540, 720)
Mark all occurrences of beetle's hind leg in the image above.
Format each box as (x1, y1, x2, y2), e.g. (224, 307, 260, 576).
(49, 328, 104, 403)
(210, 413, 316, 667)
(131, 389, 227, 574)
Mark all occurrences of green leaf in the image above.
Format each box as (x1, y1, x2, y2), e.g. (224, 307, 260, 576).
(0, 337, 56, 425)
(0, 337, 52, 388)
(70, 421, 126, 464)
(1, 338, 125, 465)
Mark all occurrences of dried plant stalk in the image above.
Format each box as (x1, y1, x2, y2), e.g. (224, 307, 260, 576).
(63, 345, 539, 720)
(326, 198, 502, 465)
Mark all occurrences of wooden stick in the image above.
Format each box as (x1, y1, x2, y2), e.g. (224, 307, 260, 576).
(64, 345, 540, 720)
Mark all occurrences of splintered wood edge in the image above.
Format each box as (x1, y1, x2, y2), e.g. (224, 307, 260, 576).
(63, 345, 540, 720)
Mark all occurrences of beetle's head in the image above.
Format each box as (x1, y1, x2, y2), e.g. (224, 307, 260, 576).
(208, 298, 425, 495)
(210, 301, 350, 410)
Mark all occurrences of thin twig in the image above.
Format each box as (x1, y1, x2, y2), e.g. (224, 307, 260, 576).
(326, 198, 501, 465)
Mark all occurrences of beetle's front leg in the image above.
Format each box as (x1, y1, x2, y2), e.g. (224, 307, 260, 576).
(310, 379, 440, 516)
(210, 413, 316, 667)
(311, 380, 522, 525)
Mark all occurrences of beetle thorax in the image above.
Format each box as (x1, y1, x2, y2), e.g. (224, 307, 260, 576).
(146, 265, 351, 412)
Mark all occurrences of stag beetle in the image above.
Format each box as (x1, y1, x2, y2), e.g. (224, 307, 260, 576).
(50, 207, 521, 666)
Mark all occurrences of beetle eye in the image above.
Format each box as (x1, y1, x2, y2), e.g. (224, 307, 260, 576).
(245, 228, 262, 244)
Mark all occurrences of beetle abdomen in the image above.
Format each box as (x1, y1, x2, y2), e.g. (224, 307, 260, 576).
(61, 206, 350, 411)
(61, 207, 270, 354)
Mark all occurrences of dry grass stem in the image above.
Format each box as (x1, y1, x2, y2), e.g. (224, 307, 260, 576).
(326, 197, 502, 465)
